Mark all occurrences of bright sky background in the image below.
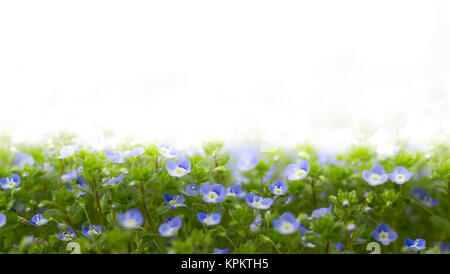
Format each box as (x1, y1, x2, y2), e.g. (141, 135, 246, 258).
(1, 0, 449, 150)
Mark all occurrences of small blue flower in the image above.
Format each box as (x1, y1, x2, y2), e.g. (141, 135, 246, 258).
(123, 147, 145, 158)
(227, 183, 244, 198)
(158, 216, 182, 237)
(284, 160, 310, 181)
(268, 179, 288, 196)
(104, 148, 126, 164)
(165, 158, 192, 177)
(76, 176, 89, 190)
(164, 194, 186, 209)
(250, 214, 262, 232)
(245, 193, 273, 210)
(388, 166, 412, 184)
(201, 184, 227, 203)
(333, 242, 344, 251)
(157, 144, 178, 158)
(182, 184, 200, 196)
(102, 173, 124, 186)
(405, 238, 426, 251)
(57, 225, 76, 241)
(61, 170, 78, 182)
(311, 204, 333, 219)
(117, 209, 144, 229)
(372, 223, 398, 246)
(0, 174, 21, 189)
(13, 152, 35, 167)
(234, 147, 259, 171)
(57, 145, 79, 159)
(29, 213, 49, 226)
(411, 188, 440, 207)
(213, 248, 229, 254)
(273, 212, 300, 235)
(82, 225, 102, 237)
(362, 164, 388, 186)
(0, 213, 6, 227)
(197, 212, 222, 226)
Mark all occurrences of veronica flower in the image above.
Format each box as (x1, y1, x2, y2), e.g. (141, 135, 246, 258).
(250, 214, 262, 232)
(0, 174, 21, 189)
(197, 213, 222, 226)
(284, 160, 310, 181)
(104, 148, 126, 164)
(123, 147, 145, 158)
(311, 204, 333, 219)
(57, 145, 79, 159)
(376, 144, 400, 159)
(0, 213, 6, 227)
(213, 248, 229, 254)
(102, 173, 124, 186)
(201, 184, 227, 203)
(182, 184, 200, 196)
(164, 194, 186, 209)
(372, 223, 398, 246)
(13, 152, 35, 167)
(273, 212, 300, 235)
(165, 158, 191, 177)
(333, 242, 344, 252)
(158, 216, 182, 237)
(82, 225, 102, 237)
(57, 225, 76, 241)
(262, 166, 276, 183)
(76, 177, 89, 190)
(29, 214, 49, 226)
(362, 164, 388, 186)
(246, 193, 273, 210)
(227, 183, 244, 198)
(117, 209, 144, 229)
(388, 166, 412, 185)
(157, 144, 178, 158)
(405, 238, 426, 251)
(232, 146, 260, 171)
(269, 179, 288, 196)
(411, 188, 440, 207)
(61, 170, 78, 182)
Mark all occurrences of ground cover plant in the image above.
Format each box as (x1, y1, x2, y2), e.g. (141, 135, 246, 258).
(0, 134, 449, 254)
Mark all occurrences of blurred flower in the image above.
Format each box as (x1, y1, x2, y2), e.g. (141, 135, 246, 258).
(213, 248, 229, 254)
(388, 166, 412, 184)
(182, 184, 200, 196)
(197, 213, 222, 226)
(246, 193, 273, 210)
(232, 146, 259, 171)
(118, 209, 144, 229)
(201, 184, 227, 203)
(250, 214, 262, 232)
(273, 212, 300, 235)
(0, 213, 6, 227)
(57, 225, 76, 241)
(284, 160, 310, 181)
(227, 183, 244, 198)
(57, 145, 79, 159)
(158, 216, 182, 237)
(29, 214, 48, 226)
(411, 188, 440, 207)
(268, 179, 288, 196)
(102, 173, 124, 186)
(311, 204, 333, 219)
(104, 148, 126, 164)
(61, 170, 78, 182)
(405, 238, 426, 251)
(376, 144, 400, 159)
(157, 144, 178, 158)
(362, 164, 388, 186)
(347, 224, 357, 232)
(123, 147, 145, 158)
(82, 225, 102, 237)
(13, 152, 35, 167)
(372, 223, 397, 246)
(165, 158, 191, 177)
(0, 174, 21, 189)
(262, 166, 276, 183)
(164, 194, 186, 209)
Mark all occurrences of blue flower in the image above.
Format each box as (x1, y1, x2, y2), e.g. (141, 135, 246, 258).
(182, 184, 200, 196)
(213, 248, 229, 254)
(405, 238, 426, 251)
(164, 194, 186, 209)
(165, 158, 192, 177)
(13, 152, 35, 167)
(76, 176, 89, 190)
(411, 188, 440, 207)
(82, 225, 102, 237)
(311, 204, 333, 219)
(123, 147, 145, 158)
(157, 144, 178, 158)
(158, 216, 182, 237)
(227, 183, 244, 198)
(245, 193, 273, 210)
(362, 164, 388, 186)
(29, 213, 49, 226)
(333, 242, 344, 251)
(0, 174, 21, 189)
(372, 223, 398, 246)
(233, 147, 260, 171)
(0, 213, 6, 227)
(104, 148, 126, 164)
(117, 209, 144, 229)
(57, 145, 79, 159)
(57, 225, 76, 241)
(197, 212, 222, 226)
(388, 166, 412, 184)
(284, 160, 310, 181)
(61, 170, 78, 182)
(262, 166, 276, 183)
(201, 184, 227, 203)
(273, 212, 300, 235)
(250, 214, 262, 232)
(102, 173, 124, 186)
(269, 179, 288, 195)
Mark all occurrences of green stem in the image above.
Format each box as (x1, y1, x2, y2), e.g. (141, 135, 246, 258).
(92, 178, 104, 233)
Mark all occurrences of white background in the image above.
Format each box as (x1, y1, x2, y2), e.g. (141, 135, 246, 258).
(1, 0, 449, 149)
